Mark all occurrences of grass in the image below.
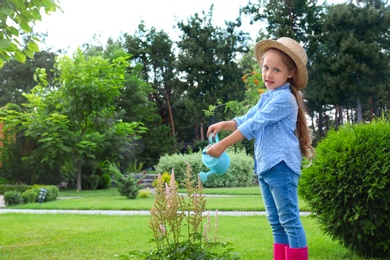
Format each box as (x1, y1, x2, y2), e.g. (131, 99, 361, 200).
(0, 186, 369, 259)
(0, 214, 359, 260)
(7, 187, 310, 211)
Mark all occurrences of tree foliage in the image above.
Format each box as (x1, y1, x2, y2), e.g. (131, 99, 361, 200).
(242, 0, 389, 141)
(0, 49, 56, 107)
(0, 0, 59, 67)
(309, 3, 390, 123)
(1, 50, 146, 189)
(176, 7, 249, 141)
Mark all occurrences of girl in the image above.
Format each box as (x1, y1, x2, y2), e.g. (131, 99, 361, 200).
(205, 37, 314, 260)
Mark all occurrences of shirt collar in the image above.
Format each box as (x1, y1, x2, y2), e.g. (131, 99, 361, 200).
(263, 82, 290, 97)
(269, 82, 290, 92)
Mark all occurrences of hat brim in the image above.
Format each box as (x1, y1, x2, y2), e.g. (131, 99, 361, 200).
(255, 39, 308, 90)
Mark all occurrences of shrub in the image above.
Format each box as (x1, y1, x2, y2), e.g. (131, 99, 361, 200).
(4, 190, 23, 206)
(151, 171, 178, 188)
(299, 119, 390, 258)
(138, 187, 152, 198)
(0, 177, 10, 184)
(156, 148, 254, 188)
(81, 174, 100, 190)
(98, 173, 111, 189)
(22, 189, 38, 204)
(0, 184, 31, 194)
(117, 174, 141, 199)
(44, 186, 59, 201)
(31, 185, 59, 202)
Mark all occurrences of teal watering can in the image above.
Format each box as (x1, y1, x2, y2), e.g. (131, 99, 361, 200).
(199, 133, 230, 183)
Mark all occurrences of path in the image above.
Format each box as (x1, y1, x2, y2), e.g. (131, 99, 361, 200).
(0, 194, 311, 216)
(0, 208, 311, 216)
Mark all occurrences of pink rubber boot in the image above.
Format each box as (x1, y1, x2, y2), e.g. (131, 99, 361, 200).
(285, 246, 308, 260)
(274, 243, 289, 260)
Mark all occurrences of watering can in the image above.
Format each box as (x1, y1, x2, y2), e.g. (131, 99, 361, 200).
(199, 133, 230, 182)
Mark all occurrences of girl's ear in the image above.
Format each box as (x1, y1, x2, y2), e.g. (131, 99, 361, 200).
(288, 68, 296, 78)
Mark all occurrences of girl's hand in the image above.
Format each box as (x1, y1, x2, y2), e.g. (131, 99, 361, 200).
(205, 142, 225, 158)
(207, 122, 225, 138)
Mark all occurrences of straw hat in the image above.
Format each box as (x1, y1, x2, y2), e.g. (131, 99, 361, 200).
(254, 37, 308, 90)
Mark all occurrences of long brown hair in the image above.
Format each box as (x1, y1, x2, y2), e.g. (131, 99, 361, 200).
(263, 48, 315, 161)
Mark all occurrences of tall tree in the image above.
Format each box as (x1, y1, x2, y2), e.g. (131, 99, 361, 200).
(1, 50, 146, 189)
(121, 23, 177, 136)
(312, 3, 390, 123)
(120, 24, 178, 166)
(241, 0, 323, 41)
(176, 7, 249, 141)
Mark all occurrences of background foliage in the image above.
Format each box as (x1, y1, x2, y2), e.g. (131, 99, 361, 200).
(0, 0, 389, 190)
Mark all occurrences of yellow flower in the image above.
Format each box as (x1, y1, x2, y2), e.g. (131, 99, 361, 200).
(258, 89, 264, 94)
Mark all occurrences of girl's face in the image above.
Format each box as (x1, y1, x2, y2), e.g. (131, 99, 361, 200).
(261, 49, 295, 90)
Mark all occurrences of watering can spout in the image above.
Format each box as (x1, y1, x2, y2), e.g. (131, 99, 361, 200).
(199, 170, 216, 182)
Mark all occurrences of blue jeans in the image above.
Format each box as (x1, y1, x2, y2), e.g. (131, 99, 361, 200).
(258, 161, 307, 248)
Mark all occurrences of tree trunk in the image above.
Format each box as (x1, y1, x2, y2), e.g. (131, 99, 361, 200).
(357, 97, 363, 123)
(200, 122, 204, 141)
(165, 90, 175, 137)
(318, 109, 323, 138)
(76, 159, 82, 191)
(369, 97, 374, 121)
(335, 105, 340, 128)
(339, 105, 343, 126)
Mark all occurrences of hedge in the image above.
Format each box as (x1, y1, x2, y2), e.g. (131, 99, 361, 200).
(156, 148, 254, 188)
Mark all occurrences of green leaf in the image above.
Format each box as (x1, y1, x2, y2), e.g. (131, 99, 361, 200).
(24, 49, 34, 59)
(14, 51, 26, 63)
(32, 36, 41, 42)
(0, 7, 14, 15)
(38, 137, 54, 143)
(19, 21, 32, 33)
(0, 39, 11, 50)
(8, 26, 20, 37)
(27, 41, 40, 52)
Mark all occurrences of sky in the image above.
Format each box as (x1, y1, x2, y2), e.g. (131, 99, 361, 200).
(34, 0, 344, 54)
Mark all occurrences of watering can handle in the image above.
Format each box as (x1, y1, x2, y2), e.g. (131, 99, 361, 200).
(208, 132, 219, 144)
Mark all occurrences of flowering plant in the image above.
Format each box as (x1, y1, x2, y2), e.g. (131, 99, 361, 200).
(204, 69, 265, 119)
(120, 163, 239, 259)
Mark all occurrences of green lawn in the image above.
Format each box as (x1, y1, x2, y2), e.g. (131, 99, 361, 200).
(0, 213, 359, 260)
(7, 186, 310, 211)
(0, 186, 371, 259)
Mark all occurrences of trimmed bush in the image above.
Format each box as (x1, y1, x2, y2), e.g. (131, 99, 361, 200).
(4, 190, 23, 206)
(44, 186, 59, 201)
(0, 184, 31, 194)
(156, 148, 254, 188)
(31, 185, 59, 202)
(22, 189, 38, 204)
(299, 120, 390, 258)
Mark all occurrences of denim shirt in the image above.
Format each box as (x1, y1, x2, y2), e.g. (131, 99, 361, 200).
(234, 83, 302, 175)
